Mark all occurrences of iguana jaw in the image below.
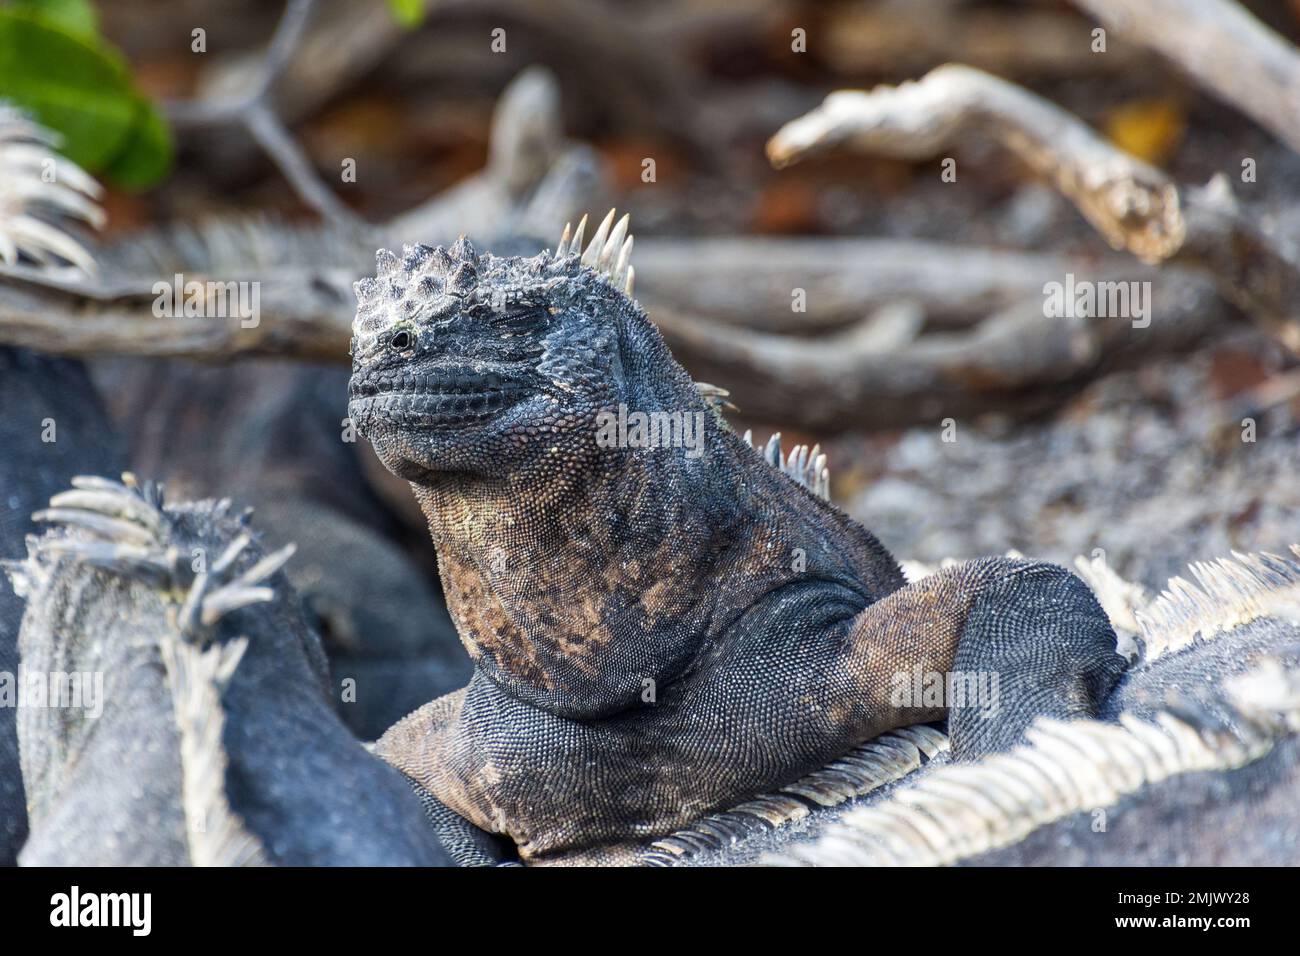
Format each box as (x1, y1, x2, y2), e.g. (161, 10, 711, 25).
(347, 365, 532, 432)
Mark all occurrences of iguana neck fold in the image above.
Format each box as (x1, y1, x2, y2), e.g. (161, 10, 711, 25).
(408, 384, 753, 719)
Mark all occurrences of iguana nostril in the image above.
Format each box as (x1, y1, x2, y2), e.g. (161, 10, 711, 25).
(391, 330, 411, 351)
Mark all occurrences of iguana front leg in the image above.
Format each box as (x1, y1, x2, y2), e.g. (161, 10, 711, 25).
(839, 557, 1127, 760)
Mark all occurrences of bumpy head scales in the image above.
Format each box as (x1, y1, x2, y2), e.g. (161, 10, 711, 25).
(351, 208, 635, 347)
(346, 211, 679, 479)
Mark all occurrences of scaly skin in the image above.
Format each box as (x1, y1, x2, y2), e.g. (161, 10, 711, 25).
(349, 215, 1126, 863)
(0, 349, 124, 865)
(9, 476, 453, 866)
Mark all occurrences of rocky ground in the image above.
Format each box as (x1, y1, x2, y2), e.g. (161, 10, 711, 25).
(818, 328, 1300, 589)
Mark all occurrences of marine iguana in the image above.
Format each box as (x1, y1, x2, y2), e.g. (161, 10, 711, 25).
(0, 350, 124, 866)
(348, 211, 1128, 863)
(5, 475, 456, 866)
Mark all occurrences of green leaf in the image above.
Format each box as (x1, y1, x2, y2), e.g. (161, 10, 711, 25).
(7, 0, 99, 40)
(101, 96, 173, 189)
(387, 0, 425, 29)
(0, 9, 134, 167)
(0, 9, 172, 187)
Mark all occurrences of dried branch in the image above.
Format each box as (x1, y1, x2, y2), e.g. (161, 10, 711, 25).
(768, 64, 1184, 264)
(0, 261, 1238, 435)
(768, 64, 1300, 340)
(169, 0, 315, 124)
(0, 26, 1273, 432)
(0, 269, 351, 362)
(0, 255, 1228, 434)
(0, 57, 613, 363)
(1071, 0, 1300, 155)
(632, 238, 1117, 333)
(166, 0, 361, 227)
(821, 1, 1144, 78)
(0, 234, 1135, 361)
(653, 271, 1227, 430)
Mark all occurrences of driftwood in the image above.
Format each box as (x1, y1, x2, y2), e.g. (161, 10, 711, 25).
(0, 59, 1241, 429)
(654, 270, 1228, 430)
(3, 0, 1290, 433)
(768, 64, 1184, 264)
(0, 268, 352, 362)
(635, 240, 1128, 333)
(0, 247, 1229, 432)
(767, 64, 1300, 344)
(0, 237, 1154, 360)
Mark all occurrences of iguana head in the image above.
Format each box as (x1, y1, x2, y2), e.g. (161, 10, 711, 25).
(348, 210, 679, 481)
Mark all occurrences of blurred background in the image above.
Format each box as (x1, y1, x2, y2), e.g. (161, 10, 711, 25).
(4, 0, 1300, 722)
(89, 0, 1300, 238)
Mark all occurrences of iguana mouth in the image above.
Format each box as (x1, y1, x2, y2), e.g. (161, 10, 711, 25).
(349, 388, 526, 428)
(349, 366, 531, 427)
(349, 367, 520, 399)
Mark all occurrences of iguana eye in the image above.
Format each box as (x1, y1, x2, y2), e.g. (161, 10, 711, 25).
(390, 330, 411, 351)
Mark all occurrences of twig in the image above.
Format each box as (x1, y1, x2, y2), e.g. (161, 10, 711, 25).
(768, 64, 1300, 339)
(243, 101, 357, 225)
(768, 64, 1184, 264)
(251, 0, 317, 103)
(165, 0, 362, 228)
(168, 0, 315, 125)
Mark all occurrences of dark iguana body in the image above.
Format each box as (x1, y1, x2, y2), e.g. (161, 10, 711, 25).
(348, 213, 1126, 863)
(7, 476, 453, 866)
(92, 356, 470, 739)
(0, 349, 124, 865)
